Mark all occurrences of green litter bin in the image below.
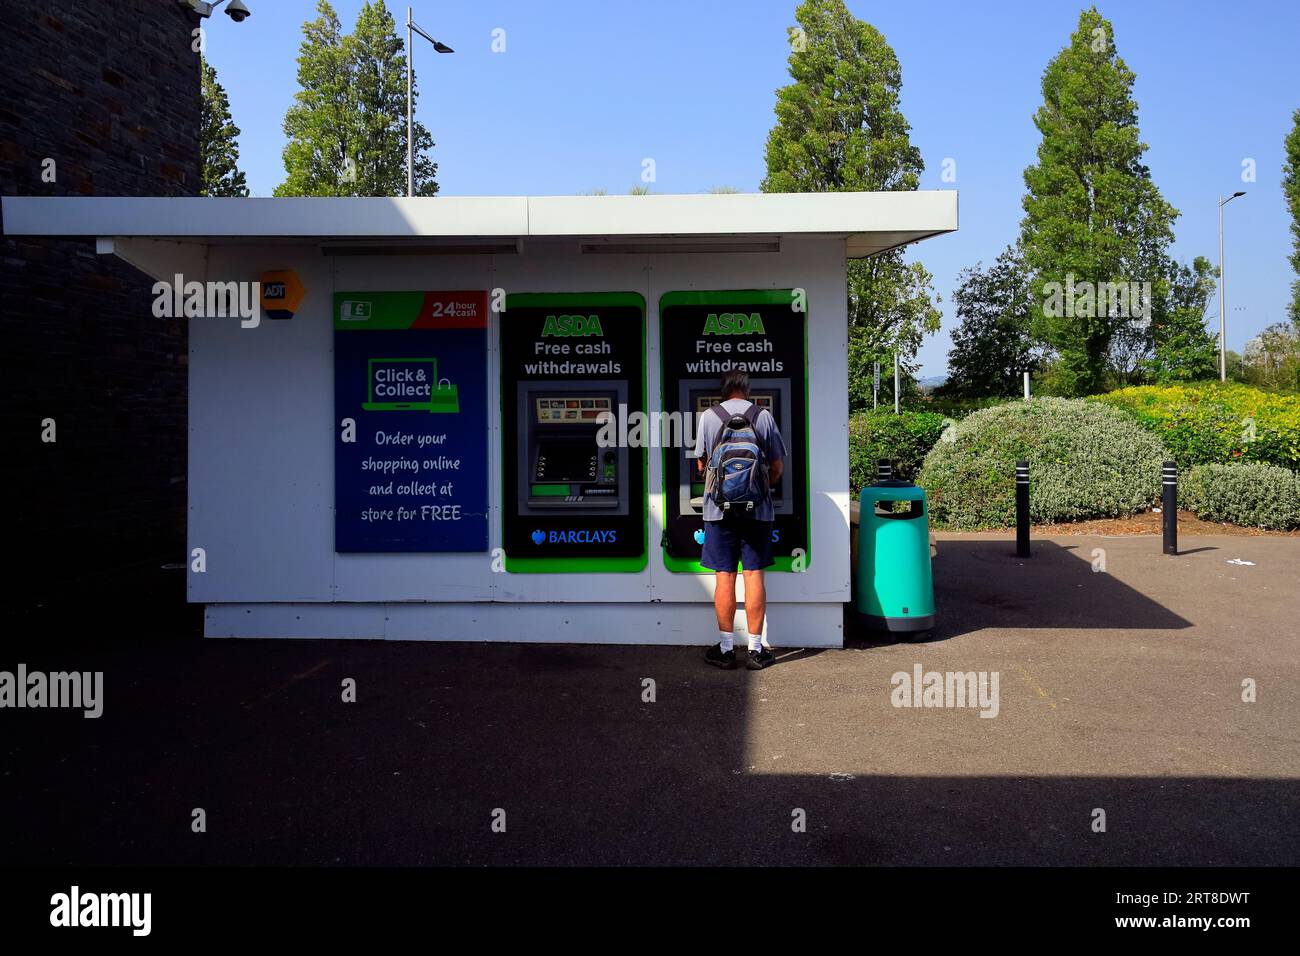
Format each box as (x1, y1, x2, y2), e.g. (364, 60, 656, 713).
(855, 477, 934, 634)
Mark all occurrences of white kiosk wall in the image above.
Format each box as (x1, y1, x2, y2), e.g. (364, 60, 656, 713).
(191, 236, 850, 646)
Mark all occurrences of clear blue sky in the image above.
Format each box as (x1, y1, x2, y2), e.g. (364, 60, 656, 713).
(204, 0, 1300, 378)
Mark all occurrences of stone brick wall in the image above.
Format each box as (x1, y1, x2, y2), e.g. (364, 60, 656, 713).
(1, 1, 200, 610)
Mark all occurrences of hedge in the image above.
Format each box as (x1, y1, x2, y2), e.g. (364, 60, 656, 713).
(917, 397, 1168, 529)
(1094, 383, 1300, 471)
(849, 410, 949, 494)
(1182, 462, 1300, 530)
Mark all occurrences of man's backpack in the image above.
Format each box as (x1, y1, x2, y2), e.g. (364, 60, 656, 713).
(705, 403, 769, 512)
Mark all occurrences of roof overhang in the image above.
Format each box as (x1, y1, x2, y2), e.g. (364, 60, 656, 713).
(0, 191, 956, 259)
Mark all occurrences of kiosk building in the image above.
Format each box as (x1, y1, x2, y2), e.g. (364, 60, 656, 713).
(2, 191, 957, 646)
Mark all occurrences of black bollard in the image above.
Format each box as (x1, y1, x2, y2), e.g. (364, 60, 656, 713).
(1162, 461, 1178, 555)
(1015, 459, 1031, 558)
(876, 458, 892, 483)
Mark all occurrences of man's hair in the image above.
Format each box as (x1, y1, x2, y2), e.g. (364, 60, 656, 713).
(720, 369, 750, 400)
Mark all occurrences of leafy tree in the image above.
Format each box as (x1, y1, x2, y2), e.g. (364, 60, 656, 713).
(847, 328, 922, 410)
(350, 0, 436, 196)
(1145, 256, 1218, 382)
(762, 0, 940, 409)
(199, 59, 249, 197)
(277, 0, 437, 197)
(276, 1, 350, 196)
(941, 246, 1038, 398)
(1223, 349, 1247, 383)
(1019, 8, 1179, 396)
(1243, 322, 1300, 390)
(1284, 109, 1300, 324)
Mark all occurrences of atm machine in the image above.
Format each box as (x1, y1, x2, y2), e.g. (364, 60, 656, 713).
(658, 290, 809, 573)
(516, 380, 629, 516)
(678, 378, 793, 520)
(499, 292, 647, 572)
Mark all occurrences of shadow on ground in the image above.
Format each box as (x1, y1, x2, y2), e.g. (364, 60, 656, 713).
(3, 542, 1295, 866)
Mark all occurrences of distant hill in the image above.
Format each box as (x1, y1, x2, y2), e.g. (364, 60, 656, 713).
(917, 375, 948, 390)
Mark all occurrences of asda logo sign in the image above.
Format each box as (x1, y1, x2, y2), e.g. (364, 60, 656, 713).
(542, 314, 604, 336)
(702, 312, 766, 334)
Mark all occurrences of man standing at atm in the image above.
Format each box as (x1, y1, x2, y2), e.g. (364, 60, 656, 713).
(696, 369, 787, 670)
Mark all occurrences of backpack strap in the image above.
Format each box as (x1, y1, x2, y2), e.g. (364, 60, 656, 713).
(710, 403, 732, 425)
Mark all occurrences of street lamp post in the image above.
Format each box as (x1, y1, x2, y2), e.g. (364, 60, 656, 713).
(406, 6, 453, 198)
(1218, 191, 1245, 381)
(893, 352, 899, 415)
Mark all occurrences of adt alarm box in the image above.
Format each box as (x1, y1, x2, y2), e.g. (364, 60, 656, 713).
(659, 290, 809, 573)
(500, 293, 647, 573)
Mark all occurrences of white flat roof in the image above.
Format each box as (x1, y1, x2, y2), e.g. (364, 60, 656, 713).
(1, 191, 955, 258)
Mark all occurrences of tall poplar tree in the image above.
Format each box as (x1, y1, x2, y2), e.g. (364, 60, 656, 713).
(1284, 109, 1300, 325)
(350, 0, 437, 196)
(1019, 8, 1178, 396)
(277, 0, 438, 197)
(276, 1, 351, 196)
(199, 59, 249, 197)
(762, 0, 940, 409)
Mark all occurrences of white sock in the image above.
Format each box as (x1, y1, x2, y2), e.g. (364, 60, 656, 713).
(718, 631, 734, 653)
(748, 632, 764, 652)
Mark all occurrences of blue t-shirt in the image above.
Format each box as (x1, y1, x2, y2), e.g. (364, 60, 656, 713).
(691, 398, 788, 522)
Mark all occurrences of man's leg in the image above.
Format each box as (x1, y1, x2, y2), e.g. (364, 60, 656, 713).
(714, 571, 738, 634)
(741, 569, 766, 646)
(738, 520, 775, 669)
(702, 520, 741, 668)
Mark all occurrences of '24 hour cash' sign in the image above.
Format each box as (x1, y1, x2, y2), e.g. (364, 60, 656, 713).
(333, 291, 488, 552)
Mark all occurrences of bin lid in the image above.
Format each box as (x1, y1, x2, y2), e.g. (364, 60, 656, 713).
(861, 482, 927, 502)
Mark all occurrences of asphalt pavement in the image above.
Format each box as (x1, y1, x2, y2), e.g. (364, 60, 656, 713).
(3, 534, 1296, 865)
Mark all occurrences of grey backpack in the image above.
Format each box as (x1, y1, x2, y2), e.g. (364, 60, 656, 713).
(706, 404, 769, 511)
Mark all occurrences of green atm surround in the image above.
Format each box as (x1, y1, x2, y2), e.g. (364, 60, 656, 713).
(659, 289, 812, 574)
(500, 291, 648, 574)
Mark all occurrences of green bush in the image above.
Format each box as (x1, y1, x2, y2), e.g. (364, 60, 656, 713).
(917, 397, 1168, 528)
(1094, 383, 1300, 471)
(1182, 463, 1300, 530)
(917, 394, 1016, 420)
(849, 410, 949, 494)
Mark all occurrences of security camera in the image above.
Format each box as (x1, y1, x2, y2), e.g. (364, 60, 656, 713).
(225, 0, 251, 22)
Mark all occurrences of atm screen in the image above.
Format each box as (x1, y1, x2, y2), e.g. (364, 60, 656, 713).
(535, 438, 600, 483)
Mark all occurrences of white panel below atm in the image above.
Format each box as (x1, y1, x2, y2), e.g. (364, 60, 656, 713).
(203, 602, 844, 648)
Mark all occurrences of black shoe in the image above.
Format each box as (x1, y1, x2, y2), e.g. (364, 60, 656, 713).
(705, 643, 737, 669)
(746, 647, 776, 670)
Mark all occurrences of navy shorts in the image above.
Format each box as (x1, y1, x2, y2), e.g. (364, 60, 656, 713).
(701, 516, 774, 572)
